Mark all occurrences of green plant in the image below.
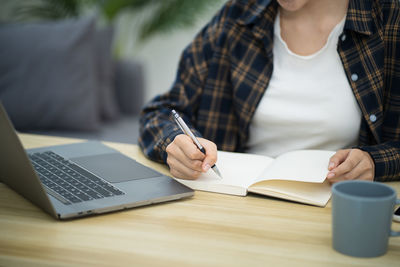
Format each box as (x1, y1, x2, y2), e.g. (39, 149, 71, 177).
(14, 0, 224, 41)
(14, 0, 85, 20)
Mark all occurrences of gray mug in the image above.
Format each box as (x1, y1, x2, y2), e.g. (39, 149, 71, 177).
(332, 180, 400, 257)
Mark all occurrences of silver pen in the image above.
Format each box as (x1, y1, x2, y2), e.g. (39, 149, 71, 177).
(171, 110, 222, 178)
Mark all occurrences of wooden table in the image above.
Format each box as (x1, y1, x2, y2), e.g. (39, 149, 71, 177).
(0, 134, 399, 266)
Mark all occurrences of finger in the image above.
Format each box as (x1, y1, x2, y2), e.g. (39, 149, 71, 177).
(328, 171, 372, 184)
(327, 150, 375, 183)
(336, 152, 374, 181)
(199, 138, 218, 172)
(167, 156, 202, 180)
(169, 167, 200, 180)
(328, 149, 350, 171)
(327, 160, 365, 183)
(174, 135, 205, 161)
(327, 149, 362, 178)
(166, 136, 203, 173)
(171, 145, 204, 172)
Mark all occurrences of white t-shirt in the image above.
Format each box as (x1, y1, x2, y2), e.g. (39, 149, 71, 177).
(247, 14, 362, 157)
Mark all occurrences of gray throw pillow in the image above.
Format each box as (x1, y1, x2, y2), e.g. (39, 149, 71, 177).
(95, 26, 120, 120)
(0, 17, 101, 131)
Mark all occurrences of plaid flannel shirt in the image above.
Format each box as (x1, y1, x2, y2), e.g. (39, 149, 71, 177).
(139, 0, 400, 182)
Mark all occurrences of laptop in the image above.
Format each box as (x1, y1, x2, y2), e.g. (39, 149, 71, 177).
(0, 103, 194, 219)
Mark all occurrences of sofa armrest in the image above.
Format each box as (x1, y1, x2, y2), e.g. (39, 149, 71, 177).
(114, 59, 145, 115)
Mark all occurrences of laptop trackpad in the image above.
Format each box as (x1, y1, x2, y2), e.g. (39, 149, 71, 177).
(70, 153, 162, 183)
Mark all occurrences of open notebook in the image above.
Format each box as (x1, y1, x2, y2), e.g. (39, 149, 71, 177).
(174, 150, 336, 207)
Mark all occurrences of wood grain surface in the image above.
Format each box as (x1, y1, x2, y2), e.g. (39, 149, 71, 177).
(0, 134, 399, 266)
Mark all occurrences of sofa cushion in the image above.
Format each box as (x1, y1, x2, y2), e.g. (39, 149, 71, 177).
(95, 25, 119, 120)
(0, 17, 115, 131)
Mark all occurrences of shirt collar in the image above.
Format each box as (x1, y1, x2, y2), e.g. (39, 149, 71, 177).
(237, 0, 274, 26)
(344, 0, 375, 35)
(238, 0, 376, 36)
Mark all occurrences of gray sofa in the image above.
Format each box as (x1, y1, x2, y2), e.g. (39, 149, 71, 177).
(0, 17, 143, 144)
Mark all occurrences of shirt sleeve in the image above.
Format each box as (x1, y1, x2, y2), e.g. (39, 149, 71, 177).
(358, 142, 400, 182)
(356, 1, 400, 182)
(138, 4, 230, 163)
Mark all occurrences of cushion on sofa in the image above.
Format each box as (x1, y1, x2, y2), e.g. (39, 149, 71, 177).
(0, 17, 119, 131)
(95, 25, 120, 120)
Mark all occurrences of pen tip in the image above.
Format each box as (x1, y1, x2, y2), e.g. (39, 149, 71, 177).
(212, 166, 223, 179)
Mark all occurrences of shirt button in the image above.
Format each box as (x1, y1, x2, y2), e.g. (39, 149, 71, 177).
(351, 73, 358, 81)
(341, 34, 346, 42)
(369, 114, 377, 122)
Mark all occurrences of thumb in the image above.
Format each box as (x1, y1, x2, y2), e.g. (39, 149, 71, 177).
(328, 149, 350, 171)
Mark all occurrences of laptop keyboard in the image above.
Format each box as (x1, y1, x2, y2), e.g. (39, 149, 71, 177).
(29, 151, 125, 205)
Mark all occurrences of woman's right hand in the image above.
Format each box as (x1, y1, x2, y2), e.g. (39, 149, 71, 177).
(166, 134, 217, 180)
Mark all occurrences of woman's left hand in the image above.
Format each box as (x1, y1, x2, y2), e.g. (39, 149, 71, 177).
(327, 149, 375, 183)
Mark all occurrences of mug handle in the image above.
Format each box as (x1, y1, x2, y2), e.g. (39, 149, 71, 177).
(390, 199, 400, 237)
